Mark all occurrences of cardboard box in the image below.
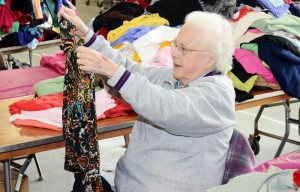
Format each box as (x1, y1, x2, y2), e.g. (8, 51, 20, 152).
(0, 164, 29, 192)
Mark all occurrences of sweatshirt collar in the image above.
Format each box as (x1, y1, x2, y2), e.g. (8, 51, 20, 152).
(164, 70, 221, 88)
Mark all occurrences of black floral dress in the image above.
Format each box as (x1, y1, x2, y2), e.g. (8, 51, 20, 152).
(60, 17, 104, 192)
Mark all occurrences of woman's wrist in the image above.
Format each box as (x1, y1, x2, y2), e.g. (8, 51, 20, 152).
(77, 25, 89, 38)
(106, 63, 119, 79)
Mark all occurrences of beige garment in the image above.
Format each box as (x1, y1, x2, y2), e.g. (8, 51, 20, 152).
(32, 0, 43, 19)
(254, 76, 281, 90)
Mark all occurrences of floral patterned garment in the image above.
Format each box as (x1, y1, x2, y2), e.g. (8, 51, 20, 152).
(60, 17, 104, 192)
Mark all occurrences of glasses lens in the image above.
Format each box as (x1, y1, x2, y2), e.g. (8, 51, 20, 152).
(178, 44, 187, 55)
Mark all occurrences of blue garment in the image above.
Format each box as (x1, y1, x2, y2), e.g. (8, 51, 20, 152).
(55, 0, 70, 13)
(110, 26, 158, 46)
(255, 38, 300, 99)
(17, 26, 41, 46)
(256, 0, 289, 17)
(289, 2, 300, 17)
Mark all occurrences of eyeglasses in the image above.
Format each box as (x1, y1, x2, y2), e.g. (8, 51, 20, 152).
(170, 41, 213, 55)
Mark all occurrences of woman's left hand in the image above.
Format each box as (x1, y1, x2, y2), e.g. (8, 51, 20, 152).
(77, 46, 119, 78)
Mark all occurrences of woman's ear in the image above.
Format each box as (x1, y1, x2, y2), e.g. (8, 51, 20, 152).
(205, 54, 217, 70)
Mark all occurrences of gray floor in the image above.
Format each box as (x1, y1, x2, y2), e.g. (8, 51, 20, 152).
(9, 1, 300, 191)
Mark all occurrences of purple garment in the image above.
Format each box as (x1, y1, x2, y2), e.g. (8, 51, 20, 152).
(256, 0, 289, 17)
(110, 26, 158, 46)
(55, 0, 69, 13)
(222, 129, 256, 184)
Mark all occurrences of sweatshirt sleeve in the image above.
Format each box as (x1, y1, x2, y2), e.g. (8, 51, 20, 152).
(108, 70, 236, 137)
(84, 30, 171, 84)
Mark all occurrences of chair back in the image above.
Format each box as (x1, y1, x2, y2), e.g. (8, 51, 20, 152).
(222, 129, 256, 184)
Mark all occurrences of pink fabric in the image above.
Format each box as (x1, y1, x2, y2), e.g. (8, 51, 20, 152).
(14, 118, 62, 131)
(40, 50, 66, 75)
(8, 90, 115, 130)
(18, 89, 115, 123)
(95, 89, 116, 119)
(21, 107, 62, 124)
(246, 29, 263, 34)
(252, 151, 300, 172)
(234, 48, 277, 83)
(148, 46, 173, 67)
(0, 66, 61, 100)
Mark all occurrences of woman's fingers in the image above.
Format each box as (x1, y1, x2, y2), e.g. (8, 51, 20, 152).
(58, 7, 76, 23)
(77, 47, 101, 70)
(77, 47, 119, 78)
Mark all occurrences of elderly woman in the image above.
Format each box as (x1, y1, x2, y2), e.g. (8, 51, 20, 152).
(59, 7, 236, 192)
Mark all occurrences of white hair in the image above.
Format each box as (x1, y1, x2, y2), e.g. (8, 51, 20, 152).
(184, 11, 234, 74)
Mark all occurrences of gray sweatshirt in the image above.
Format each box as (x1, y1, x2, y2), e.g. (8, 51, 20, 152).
(85, 30, 236, 192)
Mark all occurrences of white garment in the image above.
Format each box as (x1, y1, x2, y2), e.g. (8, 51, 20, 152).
(9, 113, 62, 128)
(233, 11, 273, 44)
(235, 30, 264, 48)
(207, 166, 299, 192)
(132, 26, 180, 63)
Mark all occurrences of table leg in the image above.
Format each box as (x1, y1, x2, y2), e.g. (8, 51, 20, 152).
(275, 99, 291, 158)
(28, 50, 33, 67)
(3, 159, 12, 192)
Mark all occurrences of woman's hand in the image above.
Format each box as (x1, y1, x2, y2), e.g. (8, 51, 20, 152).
(77, 46, 119, 78)
(57, 6, 89, 38)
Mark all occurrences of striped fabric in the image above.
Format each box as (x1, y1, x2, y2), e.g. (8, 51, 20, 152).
(85, 33, 97, 47)
(114, 69, 131, 91)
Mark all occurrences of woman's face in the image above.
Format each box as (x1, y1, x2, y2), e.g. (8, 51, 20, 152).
(171, 24, 216, 86)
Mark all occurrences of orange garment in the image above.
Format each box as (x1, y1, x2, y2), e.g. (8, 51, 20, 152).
(9, 92, 63, 115)
(232, 6, 254, 22)
(14, 118, 62, 131)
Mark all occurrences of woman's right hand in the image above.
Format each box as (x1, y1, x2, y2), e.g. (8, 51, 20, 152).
(57, 6, 89, 38)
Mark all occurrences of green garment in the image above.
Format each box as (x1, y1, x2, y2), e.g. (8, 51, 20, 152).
(241, 43, 259, 55)
(268, 0, 285, 8)
(45, 0, 59, 27)
(251, 13, 300, 38)
(34, 76, 64, 96)
(34, 75, 101, 96)
(228, 71, 257, 92)
(0, 22, 19, 35)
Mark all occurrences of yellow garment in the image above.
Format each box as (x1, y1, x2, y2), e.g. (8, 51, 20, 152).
(112, 43, 141, 62)
(228, 71, 257, 92)
(107, 14, 169, 42)
(52, 26, 60, 34)
(112, 43, 123, 49)
(133, 51, 141, 62)
(159, 41, 171, 49)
